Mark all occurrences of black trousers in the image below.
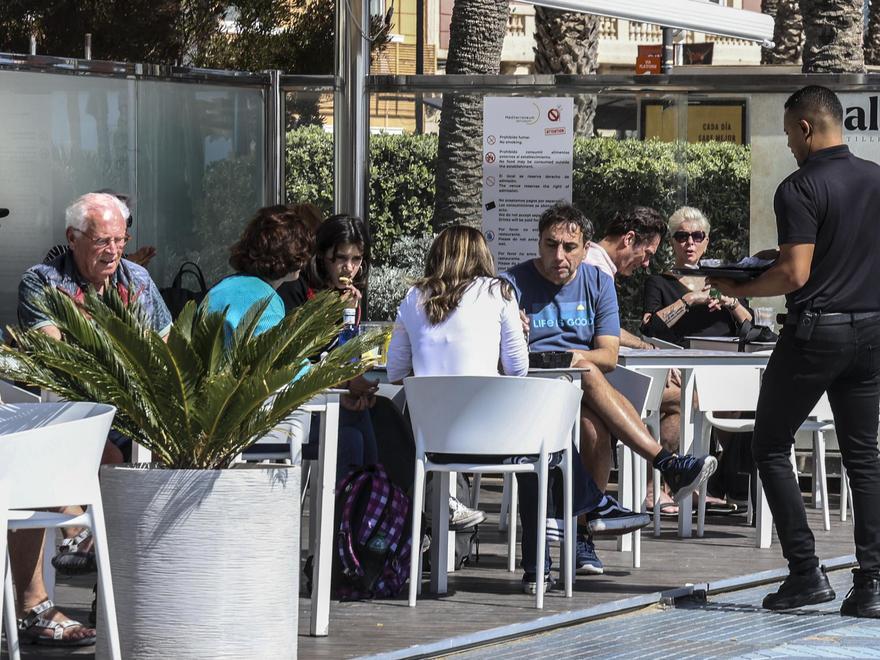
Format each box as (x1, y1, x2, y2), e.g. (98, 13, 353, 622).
(754, 319, 880, 576)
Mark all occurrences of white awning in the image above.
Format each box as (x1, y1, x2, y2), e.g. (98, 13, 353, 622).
(526, 0, 775, 45)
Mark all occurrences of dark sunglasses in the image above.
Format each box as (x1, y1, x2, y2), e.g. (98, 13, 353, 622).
(673, 230, 707, 243)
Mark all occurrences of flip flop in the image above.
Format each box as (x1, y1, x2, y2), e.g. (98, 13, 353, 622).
(704, 501, 739, 515)
(646, 501, 680, 518)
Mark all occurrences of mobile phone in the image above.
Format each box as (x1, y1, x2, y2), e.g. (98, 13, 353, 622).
(795, 310, 818, 341)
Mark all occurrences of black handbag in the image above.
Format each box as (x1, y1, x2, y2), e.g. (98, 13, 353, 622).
(737, 319, 778, 352)
(160, 261, 208, 320)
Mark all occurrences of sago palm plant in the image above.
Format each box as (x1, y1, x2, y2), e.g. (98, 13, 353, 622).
(0, 287, 388, 469)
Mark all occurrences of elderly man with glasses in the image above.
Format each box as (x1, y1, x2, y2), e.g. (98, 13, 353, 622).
(8, 192, 172, 647)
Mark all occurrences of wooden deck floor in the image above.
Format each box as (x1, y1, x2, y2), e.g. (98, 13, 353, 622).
(297, 477, 860, 659)
(2, 478, 860, 660)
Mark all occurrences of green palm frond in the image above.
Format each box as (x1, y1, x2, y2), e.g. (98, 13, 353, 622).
(0, 286, 390, 469)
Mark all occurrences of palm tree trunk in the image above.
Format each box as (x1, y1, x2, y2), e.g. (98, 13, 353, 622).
(533, 8, 598, 137)
(865, 0, 880, 64)
(761, 0, 780, 64)
(800, 0, 865, 72)
(763, 0, 804, 64)
(432, 0, 509, 230)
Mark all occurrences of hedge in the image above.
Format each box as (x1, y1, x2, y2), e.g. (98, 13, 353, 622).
(285, 127, 751, 324)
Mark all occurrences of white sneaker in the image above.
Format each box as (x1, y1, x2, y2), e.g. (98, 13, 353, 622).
(448, 496, 486, 531)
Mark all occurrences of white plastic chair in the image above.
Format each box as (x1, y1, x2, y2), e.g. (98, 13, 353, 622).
(0, 402, 121, 660)
(605, 366, 656, 568)
(631, 368, 674, 538)
(694, 368, 834, 547)
(404, 375, 582, 609)
(0, 380, 40, 405)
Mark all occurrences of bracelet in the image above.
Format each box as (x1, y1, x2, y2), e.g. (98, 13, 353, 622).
(725, 299, 739, 310)
(680, 296, 690, 311)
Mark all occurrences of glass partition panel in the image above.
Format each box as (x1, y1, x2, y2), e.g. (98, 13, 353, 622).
(0, 70, 136, 330)
(284, 90, 334, 213)
(137, 81, 266, 288)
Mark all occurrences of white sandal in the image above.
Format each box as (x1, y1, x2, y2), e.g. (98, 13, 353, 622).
(18, 599, 96, 647)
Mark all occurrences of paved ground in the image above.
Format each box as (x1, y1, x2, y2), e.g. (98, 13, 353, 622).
(1, 478, 866, 659)
(452, 567, 880, 659)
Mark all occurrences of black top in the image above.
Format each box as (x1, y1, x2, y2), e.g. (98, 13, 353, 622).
(775, 144, 880, 313)
(641, 273, 745, 347)
(277, 278, 311, 314)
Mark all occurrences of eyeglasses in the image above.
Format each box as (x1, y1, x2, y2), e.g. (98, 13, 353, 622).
(672, 230, 707, 243)
(73, 229, 131, 249)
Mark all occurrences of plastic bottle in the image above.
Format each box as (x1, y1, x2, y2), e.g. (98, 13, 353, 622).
(338, 304, 359, 346)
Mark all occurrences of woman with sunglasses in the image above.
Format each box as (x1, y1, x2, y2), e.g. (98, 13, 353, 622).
(641, 206, 752, 346)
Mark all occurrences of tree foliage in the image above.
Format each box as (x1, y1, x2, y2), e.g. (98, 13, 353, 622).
(0, 0, 386, 75)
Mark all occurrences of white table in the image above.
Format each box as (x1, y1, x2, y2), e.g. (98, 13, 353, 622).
(301, 390, 341, 637)
(616, 349, 772, 537)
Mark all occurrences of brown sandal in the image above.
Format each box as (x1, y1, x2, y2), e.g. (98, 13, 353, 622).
(18, 599, 97, 647)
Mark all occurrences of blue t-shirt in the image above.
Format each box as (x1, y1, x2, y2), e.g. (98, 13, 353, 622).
(204, 274, 285, 345)
(502, 260, 620, 352)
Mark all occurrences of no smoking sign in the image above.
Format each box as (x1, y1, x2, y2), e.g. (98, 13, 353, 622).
(547, 108, 560, 122)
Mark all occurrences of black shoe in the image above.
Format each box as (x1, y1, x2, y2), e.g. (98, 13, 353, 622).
(762, 566, 836, 610)
(840, 571, 880, 618)
(662, 454, 718, 504)
(521, 571, 555, 595)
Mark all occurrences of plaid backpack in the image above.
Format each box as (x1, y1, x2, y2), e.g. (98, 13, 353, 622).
(333, 464, 412, 600)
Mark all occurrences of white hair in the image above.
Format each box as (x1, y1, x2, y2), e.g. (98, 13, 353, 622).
(65, 193, 130, 232)
(668, 206, 711, 235)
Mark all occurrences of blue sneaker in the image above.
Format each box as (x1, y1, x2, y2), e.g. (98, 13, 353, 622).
(662, 454, 718, 504)
(575, 534, 604, 575)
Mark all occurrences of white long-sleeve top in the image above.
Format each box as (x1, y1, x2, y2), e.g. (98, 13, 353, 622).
(385, 277, 529, 381)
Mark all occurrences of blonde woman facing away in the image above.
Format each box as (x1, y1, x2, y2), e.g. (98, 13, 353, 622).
(386, 225, 528, 381)
(385, 225, 528, 531)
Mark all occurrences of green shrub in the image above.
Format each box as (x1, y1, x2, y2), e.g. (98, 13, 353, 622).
(285, 127, 436, 266)
(285, 130, 751, 327)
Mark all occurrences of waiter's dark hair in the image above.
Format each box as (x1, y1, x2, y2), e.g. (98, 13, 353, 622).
(784, 85, 843, 128)
(538, 203, 593, 244)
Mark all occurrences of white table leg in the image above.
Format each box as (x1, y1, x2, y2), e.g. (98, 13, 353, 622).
(678, 368, 696, 537)
(131, 442, 151, 464)
(310, 393, 339, 637)
(430, 472, 450, 594)
(617, 445, 633, 553)
(755, 471, 773, 548)
(447, 472, 457, 573)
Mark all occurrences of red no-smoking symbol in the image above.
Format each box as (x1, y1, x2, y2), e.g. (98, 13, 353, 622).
(548, 108, 560, 122)
(485, 152, 496, 164)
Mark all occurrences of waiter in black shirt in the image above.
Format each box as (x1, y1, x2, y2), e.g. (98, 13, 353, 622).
(712, 85, 880, 618)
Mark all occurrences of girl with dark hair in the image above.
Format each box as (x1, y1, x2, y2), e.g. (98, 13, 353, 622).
(306, 214, 379, 480)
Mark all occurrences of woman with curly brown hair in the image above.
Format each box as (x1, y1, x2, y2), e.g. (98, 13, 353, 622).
(205, 204, 314, 342)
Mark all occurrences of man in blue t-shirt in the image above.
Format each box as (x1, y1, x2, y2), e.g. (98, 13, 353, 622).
(503, 203, 717, 586)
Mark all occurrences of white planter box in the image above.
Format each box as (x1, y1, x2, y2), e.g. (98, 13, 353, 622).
(97, 464, 300, 659)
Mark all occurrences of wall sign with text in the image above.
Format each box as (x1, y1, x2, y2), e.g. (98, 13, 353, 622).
(640, 99, 747, 145)
(482, 97, 574, 272)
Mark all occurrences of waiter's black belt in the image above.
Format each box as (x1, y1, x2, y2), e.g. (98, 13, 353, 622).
(780, 311, 880, 326)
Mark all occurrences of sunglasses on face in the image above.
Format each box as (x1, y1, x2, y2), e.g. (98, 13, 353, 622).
(673, 230, 707, 243)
